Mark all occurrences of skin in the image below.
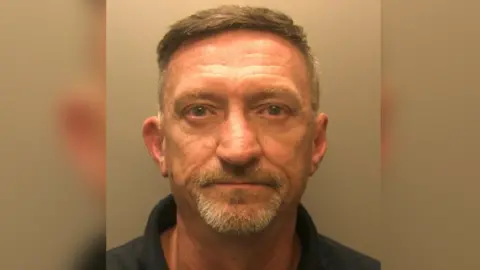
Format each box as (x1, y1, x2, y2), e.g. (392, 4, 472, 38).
(143, 30, 328, 270)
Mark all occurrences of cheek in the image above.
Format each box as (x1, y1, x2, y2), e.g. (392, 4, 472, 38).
(166, 129, 217, 185)
(260, 126, 312, 180)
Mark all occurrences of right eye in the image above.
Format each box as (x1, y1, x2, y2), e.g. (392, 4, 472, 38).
(183, 104, 215, 119)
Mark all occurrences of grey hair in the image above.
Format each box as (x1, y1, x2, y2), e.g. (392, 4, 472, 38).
(156, 5, 321, 117)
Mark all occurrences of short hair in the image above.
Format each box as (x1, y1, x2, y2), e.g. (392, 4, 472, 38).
(156, 5, 320, 115)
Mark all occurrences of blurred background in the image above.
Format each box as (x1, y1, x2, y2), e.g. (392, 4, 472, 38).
(0, 0, 479, 270)
(382, 1, 480, 269)
(106, 0, 381, 258)
(0, 0, 103, 269)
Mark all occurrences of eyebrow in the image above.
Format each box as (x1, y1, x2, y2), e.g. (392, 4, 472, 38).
(172, 87, 303, 112)
(173, 91, 226, 112)
(245, 87, 303, 107)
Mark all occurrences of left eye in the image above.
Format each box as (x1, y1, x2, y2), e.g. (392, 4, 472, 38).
(187, 105, 210, 117)
(258, 105, 289, 117)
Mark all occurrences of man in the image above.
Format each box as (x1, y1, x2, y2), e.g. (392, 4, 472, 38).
(107, 5, 380, 270)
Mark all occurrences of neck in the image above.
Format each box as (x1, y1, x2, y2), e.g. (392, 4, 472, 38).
(161, 208, 301, 270)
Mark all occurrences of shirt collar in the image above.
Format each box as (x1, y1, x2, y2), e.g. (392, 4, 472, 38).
(140, 194, 325, 270)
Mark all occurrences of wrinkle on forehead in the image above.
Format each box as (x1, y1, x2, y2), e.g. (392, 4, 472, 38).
(173, 30, 302, 64)
(164, 30, 309, 95)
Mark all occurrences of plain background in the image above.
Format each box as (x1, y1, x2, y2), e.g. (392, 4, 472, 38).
(382, 0, 480, 269)
(106, 0, 381, 259)
(0, 0, 99, 269)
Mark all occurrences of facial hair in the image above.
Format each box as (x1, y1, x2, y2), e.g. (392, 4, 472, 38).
(186, 167, 288, 235)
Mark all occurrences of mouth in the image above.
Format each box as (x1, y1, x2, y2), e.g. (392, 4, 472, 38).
(215, 182, 266, 186)
(209, 183, 273, 193)
(203, 180, 277, 189)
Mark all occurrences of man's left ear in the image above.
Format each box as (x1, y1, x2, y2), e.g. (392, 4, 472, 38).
(310, 113, 328, 175)
(142, 116, 168, 177)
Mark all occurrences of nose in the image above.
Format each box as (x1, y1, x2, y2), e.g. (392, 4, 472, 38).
(216, 112, 262, 168)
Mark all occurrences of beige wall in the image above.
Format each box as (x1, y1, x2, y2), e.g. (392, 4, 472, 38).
(0, 0, 98, 269)
(382, 1, 480, 269)
(106, 0, 381, 258)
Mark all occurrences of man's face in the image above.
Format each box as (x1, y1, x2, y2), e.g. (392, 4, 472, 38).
(144, 30, 328, 234)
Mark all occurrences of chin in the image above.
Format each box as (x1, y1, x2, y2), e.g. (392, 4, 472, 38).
(195, 192, 283, 235)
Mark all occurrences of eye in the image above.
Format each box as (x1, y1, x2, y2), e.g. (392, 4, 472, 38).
(265, 105, 283, 115)
(184, 104, 215, 119)
(258, 104, 290, 118)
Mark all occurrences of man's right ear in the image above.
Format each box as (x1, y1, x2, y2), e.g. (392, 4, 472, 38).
(142, 116, 168, 177)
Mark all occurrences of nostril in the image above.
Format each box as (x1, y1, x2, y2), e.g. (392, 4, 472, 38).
(219, 157, 259, 175)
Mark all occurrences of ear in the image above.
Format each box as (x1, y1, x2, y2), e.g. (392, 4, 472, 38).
(310, 113, 328, 175)
(142, 116, 168, 177)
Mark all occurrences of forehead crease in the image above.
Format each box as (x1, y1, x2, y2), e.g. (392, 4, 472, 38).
(165, 31, 310, 97)
(168, 58, 299, 91)
(193, 65, 292, 78)
(171, 48, 296, 71)
(171, 32, 299, 63)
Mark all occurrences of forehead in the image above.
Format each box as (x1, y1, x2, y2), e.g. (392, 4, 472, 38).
(165, 30, 309, 93)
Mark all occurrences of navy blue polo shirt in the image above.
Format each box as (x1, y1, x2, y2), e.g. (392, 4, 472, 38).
(106, 194, 380, 270)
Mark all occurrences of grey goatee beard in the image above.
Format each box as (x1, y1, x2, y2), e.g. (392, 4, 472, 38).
(189, 169, 286, 235)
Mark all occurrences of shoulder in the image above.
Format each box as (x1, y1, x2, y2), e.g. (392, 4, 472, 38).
(105, 234, 380, 270)
(317, 234, 381, 270)
(106, 237, 146, 270)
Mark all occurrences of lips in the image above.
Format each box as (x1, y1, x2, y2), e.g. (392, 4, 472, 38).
(215, 180, 263, 185)
(206, 179, 277, 188)
(214, 182, 267, 186)
(195, 172, 282, 189)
